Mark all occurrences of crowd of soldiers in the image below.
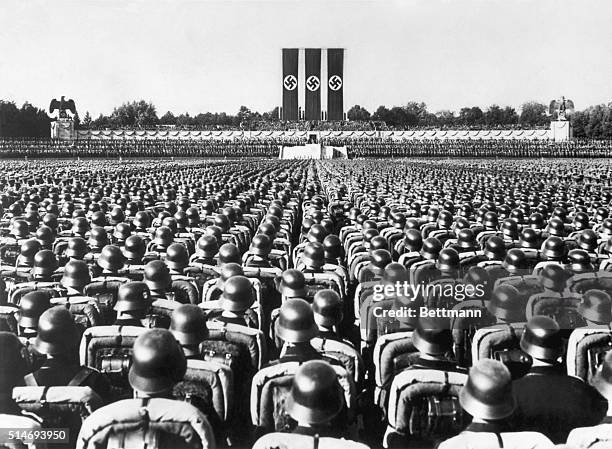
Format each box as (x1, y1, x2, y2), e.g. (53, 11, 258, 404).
(2, 137, 612, 159)
(1, 157, 612, 448)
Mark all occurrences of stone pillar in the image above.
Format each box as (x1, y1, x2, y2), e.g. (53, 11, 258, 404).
(550, 120, 572, 142)
(50, 118, 76, 140)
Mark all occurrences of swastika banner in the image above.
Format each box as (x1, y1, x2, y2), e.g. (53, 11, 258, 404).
(282, 48, 299, 121)
(327, 48, 344, 121)
(304, 48, 321, 121)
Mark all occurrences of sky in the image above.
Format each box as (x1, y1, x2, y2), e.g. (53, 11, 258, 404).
(1, 0, 611, 117)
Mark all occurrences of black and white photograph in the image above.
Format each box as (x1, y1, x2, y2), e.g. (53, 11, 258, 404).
(1, 0, 612, 448)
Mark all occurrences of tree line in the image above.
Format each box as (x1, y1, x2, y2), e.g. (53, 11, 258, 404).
(1, 98, 611, 138)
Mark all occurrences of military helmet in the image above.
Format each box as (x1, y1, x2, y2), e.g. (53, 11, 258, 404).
(61, 259, 91, 290)
(128, 329, 187, 395)
(19, 239, 41, 265)
(412, 316, 452, 356)
(114, 281, 152, 313)
(578, 290, 612, 324)
(32, 249, 59, 277)
(483, 236, 506, 260)
(65, 237, 88, 260)
(18, 291, 51, 329)
(520, 316, 562, 361)
(592, 351, 612, 400)
(123, 235, 146, 261)
(276, 298, 317, 343)
(278, 269, 307, 298)
(577, 229, 598, 252)
(133, 211, 151, 230)
(436, 248, 459, 273)
(421, 238, 442, 260)
(502, 248, 527, 275)
(165, 243, 189, 271)
(250, 234, 272, 257)
(567, 249, 594, 273)
(11, 219, 30, 238)
(98, 244, 126, 272)
(541, 236, 566, 260)
(216, 262, 244, 291)
(34, 306, 79, 356)
(286, 360, 345, 425)
(221, 275, 254, 312)
(144, 260, 172, 291)
(519, 228, 539, 249)
(369, 249, 392, 275)
(487, 284, 524, 322)
(323, 234, 342, 260)
(153, 226, 173, 248)
(88, 226, 109, 250)
(312, 290, 343, 328)
(218, 243, 241, 265)
(170, 304, 208, 346)
(196, 234, 219, 259)
(459, 359, 515, 420)
(302, 242, 325, 269)
(538, 264, 569, 292)
(113, 222, 132, 242)
(456, 228, 476, 250)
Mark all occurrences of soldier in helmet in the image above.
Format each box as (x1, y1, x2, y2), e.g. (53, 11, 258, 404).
(217, 242, 241, 265)
(358, 249, 392, 284)
(169, 304, 208, 358)
(31, 249, 59, 282)
(113, 282, 155, 327)
(164, 242, 189, 275)
(210, 275, 258, 328)
(29, 306, 111, 402)
(245, 234, 275, 268)
(94, 244, 126, 278)
(252, 360, 367, 448)
(438, 359, 552, 448)
(122, 234, 146, 265)
(207, 262, 243, 302)
(63, 237, 89, 263)
(312, 289, 345, 342)
(60, 259, 91, 295)
(193, 234, 219, 266)
(17, 291, 51, 338)
(274, 298, 327, 362)
(143, 260, 173, 300)
(512, 316, 607, 443)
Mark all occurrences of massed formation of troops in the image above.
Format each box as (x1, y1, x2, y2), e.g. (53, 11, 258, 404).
(1, 157, 612, 448)
(1, 137, 612, 160)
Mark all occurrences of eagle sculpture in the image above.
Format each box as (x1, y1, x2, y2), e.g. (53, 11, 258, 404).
(549, 97, 574, 120)
(49, 96, 76, 117)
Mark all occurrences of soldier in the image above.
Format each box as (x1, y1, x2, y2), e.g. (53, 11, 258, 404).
(252, 360, 368, 448)
(17, 291, 51, 338)
(143, 260, 173, 300)
(169, 304, 208, 358)
(29, 306, 111, 402)
(209, 275, 258, 328)
(60, 259, 91, 295)
(438, 359, 553, 448)
(312, 289, 345, 342)
(31, 249, 59, 281)
(113, 282, 155, 327)
(512, 316, 607, 443)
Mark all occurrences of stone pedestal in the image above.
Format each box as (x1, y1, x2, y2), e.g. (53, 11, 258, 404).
(50, 118, 76, 140)
(550, 120, 572, 142)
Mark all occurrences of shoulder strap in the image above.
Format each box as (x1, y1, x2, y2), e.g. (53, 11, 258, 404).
(495, 432, 504, 448)
(68, 366, 95, 386)
(313, 434, 320, 449)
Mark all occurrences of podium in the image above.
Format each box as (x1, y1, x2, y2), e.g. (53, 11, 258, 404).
(51, 118, 76, 140)
(550, 120, 572, 142)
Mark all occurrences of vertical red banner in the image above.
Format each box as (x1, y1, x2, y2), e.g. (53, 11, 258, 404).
(327, 49, 344, 121)
(282, 49, 299, 121)
(304, 48, 321, 121)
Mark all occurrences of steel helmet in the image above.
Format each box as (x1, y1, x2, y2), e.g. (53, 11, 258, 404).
(32, 249, 59, 277)
(19, 239, 41, 266)
(286, 360, 345, 425)
(403, 229, 423, 252)
(218, 243, 241, 265)
(577, 229, 598, 252)
(128, 329, 187, 395)
(483, 236, 506, 260)
(216, 262, 244, 291)
(196, 234, 219, 259)
(113, 222, 132, 242)
(520, 316, 562, 361)
(65, 237, 88, 260)
(302, 242, 325, 269)
(133, 211, 151, 230)
(165, 243, 189, 271)
(144, 260, 172, 291)
(567, 249, 594, 273)
(88, 226, 110, 250)
(250, 234, 272, 257)
(519, 228, 539, 250)
(412, 316, 452, 356)
(487, 284, 524, 322)
(312, 290, 343, 328)
(34, 306, 79, 356)
(60, 260, 91, 290)
(276, 298, 318, 343)
(592, 351, 612, 400)
(578, 290, 612, 324)
(421, 238, 442, 260)
(538, 264, 569, 292)
(369, 249, 392, 275)
(221, 275, 255, 312)
(11, 219, 30, 238)
(123, 235, 146, 261)
(459, 359, 515, 420)
(278, 269, 307, 298)
(114, 281, 152, 313)
(170, 304, 208, 346)
(502, 249, 527, 275)
(540, 236, 566, 260)
(98, 244, 126, 272)
(323, 234, 343, 260)
(18, 291, 51, 329)
(435, 248, 460, 273)
(152, 226, 174, 248)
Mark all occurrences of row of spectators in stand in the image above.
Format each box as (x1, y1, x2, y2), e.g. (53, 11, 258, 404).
(341, 138, 612, 159)
(0, 138, 305, 159)
(2, 137, 612, 159)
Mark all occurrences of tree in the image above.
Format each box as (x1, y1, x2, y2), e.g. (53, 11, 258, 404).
(435, 110, 455, 128)
(82, 111, 92, 128)
(371, 105, 390, 123)
(160, 111, 176, 126)
(73, 111, 81, 130)
(109, 100, 158, 128)
(519, 102, 549, 127)
(262, 107, 280, 122)
(347, 105, 371, 121)
(458, 106, 484, 126)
